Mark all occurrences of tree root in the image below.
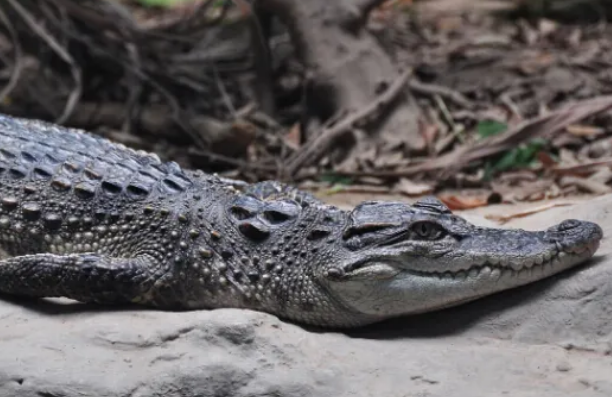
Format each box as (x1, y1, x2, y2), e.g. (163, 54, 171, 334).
(257, 0, 423, 174)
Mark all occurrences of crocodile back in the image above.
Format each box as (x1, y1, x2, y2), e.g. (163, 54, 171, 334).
(0, 115, 195, 199)
(0, 115, 200, 257)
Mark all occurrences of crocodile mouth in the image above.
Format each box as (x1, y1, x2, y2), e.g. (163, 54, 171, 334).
(405, 239, 600, 281)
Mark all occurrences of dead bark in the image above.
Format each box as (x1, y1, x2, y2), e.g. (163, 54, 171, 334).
(256, 0, 422, 162)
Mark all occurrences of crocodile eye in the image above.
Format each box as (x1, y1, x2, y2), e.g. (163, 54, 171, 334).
(412, 222, 445, 240)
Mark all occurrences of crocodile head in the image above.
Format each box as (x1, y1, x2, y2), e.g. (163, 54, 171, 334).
(319, 197, 602, 325)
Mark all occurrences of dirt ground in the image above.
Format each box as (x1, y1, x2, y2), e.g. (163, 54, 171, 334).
(3, 1, 612, 213)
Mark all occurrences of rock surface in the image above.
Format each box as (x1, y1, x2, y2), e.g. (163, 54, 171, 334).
(1, 195, 612, 397)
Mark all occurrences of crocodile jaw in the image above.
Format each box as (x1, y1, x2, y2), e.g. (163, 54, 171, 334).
(325, 219, 602, 322)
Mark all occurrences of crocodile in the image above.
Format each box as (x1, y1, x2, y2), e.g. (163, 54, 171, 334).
(0, 114, 603, 328)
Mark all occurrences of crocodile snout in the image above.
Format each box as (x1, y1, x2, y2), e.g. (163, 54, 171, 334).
(547, 219, 603, 255)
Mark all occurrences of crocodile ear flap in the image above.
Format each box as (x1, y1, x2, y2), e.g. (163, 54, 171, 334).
(412, 196, 451, 214)
(238, 220, 271, 241)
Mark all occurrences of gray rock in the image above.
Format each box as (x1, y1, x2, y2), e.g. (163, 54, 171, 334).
(2, 195, 612, 397)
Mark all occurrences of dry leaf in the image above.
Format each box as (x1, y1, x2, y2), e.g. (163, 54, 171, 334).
(394, 178, 434, 196)
(357, 176, 387, 186)
(566, 124, 605, 137)
(373, 151, 405, 168)
(538, 19, 558, 37)
(419, 119, 439, 154)
(537, 151, 557, 168)
(492, 179, 554, 202)
(496, 170, 538, 186)
(438, 195, 488, 210)
(558, 148, 578, 165)
(559, 176, 612, 195)
(589, 167, 612, 184)
(435, 15, 463, 32)
(518, 52, 555, 75)
(284, 123, 301, 150)
(485, 202, 575, 224)
(552, 133, 583, 148)
(581, 137, 612, 158)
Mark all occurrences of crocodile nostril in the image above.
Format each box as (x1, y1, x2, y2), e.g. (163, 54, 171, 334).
(557, 219, 582, 232)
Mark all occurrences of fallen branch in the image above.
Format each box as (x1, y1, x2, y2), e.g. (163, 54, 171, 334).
(284, 68, 413, 177)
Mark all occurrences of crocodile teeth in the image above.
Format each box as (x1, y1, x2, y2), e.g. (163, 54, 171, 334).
(419, 248, 578, 281)
(517, 267, 530, 280)
(474, 257, 488, 267)
(488, 256, 500, 265)
(510, 259, 526, 271)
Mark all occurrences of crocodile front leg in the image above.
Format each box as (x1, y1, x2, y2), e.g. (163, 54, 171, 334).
(0, 253, 166, 305)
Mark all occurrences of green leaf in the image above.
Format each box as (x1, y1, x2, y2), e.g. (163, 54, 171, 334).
(476, 120, 508, 138)
(318, 174, 353, 186)
(514, 138, 546, 166)
(492, 149, 519, 172)
(325, 184, 348, 195)
(487, 138, 549, 175)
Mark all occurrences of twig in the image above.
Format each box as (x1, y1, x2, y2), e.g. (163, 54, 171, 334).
(0, 5, 23, 103)
(408, 79, 475, 109)
(500, 90, 523, 121)
(293, 167, 426, 181)
(211, 65, 237, 117)
(123, 42, 143, 135)
(432, 94, 465, 143)
(189, 148, 276, 173)
(34, 6, 209, 150)
(284, 68, 413, 177)
(7, 0, 82, 124)
(485, 202, 576, 225)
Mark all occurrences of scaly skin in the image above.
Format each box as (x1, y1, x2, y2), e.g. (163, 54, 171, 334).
(0, 114, 603, 327)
